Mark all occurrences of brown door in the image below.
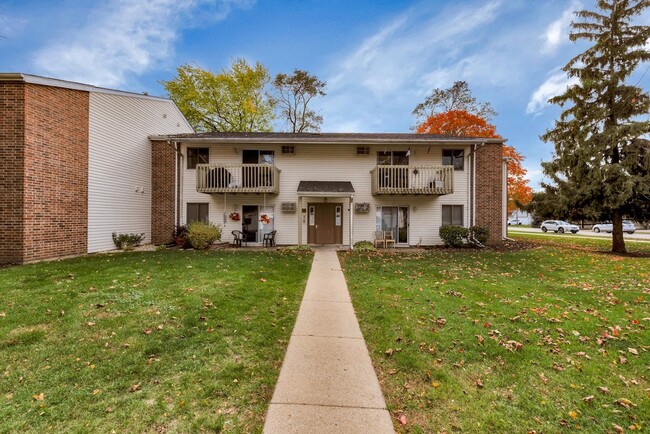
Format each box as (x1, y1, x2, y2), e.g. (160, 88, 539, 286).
(307, 203, 343, 244)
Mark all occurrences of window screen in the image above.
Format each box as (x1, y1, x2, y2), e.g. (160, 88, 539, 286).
(187, 148, 209, 169)
(442, 205, 463, 226)
(442, 149, 464, 170)
(187, 203, 209, 223)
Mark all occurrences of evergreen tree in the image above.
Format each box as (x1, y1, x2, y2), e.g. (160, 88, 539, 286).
(541, 0, 650, 253)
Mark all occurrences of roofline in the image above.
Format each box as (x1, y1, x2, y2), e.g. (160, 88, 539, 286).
(0, 73, 172, 102)
(149, 135, 506, 145)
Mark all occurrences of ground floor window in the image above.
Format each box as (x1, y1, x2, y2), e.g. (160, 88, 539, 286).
(442, 205, 463, 226)
(242, 205, 274, 242)
(376, 206, 408, 243)
(186, 203, 209, 223)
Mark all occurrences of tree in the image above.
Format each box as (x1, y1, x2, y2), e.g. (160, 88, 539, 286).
(541, 0, 650, 253)
(412, 81, 497, 127)
(417, 110, 533, 212)
(272, 69, 326, 132)
(161, 59, 274, 132)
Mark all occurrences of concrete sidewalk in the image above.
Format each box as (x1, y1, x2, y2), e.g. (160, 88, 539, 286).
(264, 247, 395, 434)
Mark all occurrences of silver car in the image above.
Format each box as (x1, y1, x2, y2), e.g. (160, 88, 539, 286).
(540, 220, 580, 234)
(592, 220, 636, 234)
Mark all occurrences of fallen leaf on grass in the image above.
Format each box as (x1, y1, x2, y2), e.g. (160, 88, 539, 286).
(475, 379, 484, 388)
(568, 410, 578, 419)
(144, 329, 153, 335)
(597, 386, 610, 394)
(628, 348, 638, 355)
(582, 395, 594, 403)
(259, 278, 266, 283)
(615, 398, 636, 409)
(129, 382, 141, 393)
(32, 393, 44, 401)
(539, 373, 548, 384)
(613, 424, 624, 433)
(398, 415, 407, 426)
(476, 335, 484, 345)
(86, 322, 96, 327)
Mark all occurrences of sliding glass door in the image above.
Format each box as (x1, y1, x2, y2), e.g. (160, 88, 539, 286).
(376, 206, 408, 244)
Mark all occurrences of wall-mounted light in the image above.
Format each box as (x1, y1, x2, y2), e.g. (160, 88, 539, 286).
(323, 197, 328, 203)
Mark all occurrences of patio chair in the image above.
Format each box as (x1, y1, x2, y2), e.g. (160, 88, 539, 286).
(384, 230, 396, 248)
(373, 230, 386, 248)
(232, 230, 244, 247)
(263, 230, 277, 247)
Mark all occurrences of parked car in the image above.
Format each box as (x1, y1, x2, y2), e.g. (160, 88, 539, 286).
(508, 219, 522, 225)
(592, 220, 636, 234)
(540, 220, 580, 234)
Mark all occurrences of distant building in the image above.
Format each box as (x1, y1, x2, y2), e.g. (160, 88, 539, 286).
(508, 209, 531, 225)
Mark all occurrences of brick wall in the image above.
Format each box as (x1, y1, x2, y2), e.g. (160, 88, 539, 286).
(475, 143, 504, 244)
(22, 84, 89, 262)
(151, 140, 176, 245)
(0, 83, 25, 264)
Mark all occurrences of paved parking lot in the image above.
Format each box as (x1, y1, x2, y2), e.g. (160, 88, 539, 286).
(508, 226, 650, 242)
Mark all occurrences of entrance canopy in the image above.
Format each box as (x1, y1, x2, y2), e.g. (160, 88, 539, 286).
(297, 181, 355, 197)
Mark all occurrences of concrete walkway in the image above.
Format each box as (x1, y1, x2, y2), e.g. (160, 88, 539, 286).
(264, 247, 395, 434)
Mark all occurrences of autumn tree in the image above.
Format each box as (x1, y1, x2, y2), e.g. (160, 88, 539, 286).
(412, 81, 497, 127)
(161, 59, 275, 132)
(541, 0, 650, 253)
(417, 110, 533, 213)
(272, 69, 326, 132)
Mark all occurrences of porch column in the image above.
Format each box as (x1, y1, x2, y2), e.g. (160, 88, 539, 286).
(349, 196, 354, 248)
(298, 196, 303, 245)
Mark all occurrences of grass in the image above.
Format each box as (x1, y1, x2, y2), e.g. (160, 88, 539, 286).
(0, 249, 312, 433)
(339, 245, 649, 433)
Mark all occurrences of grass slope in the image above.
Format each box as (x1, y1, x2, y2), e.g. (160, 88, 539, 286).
(340, 246, 648, 433)
(0, 250, 312, 433)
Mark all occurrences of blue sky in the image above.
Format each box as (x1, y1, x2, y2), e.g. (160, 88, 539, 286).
(1, 0, 649, 189)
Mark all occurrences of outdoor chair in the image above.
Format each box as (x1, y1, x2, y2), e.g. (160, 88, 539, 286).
(384, 230, 396, 248)
(232, 230, 244, 247)
(263, 230, 277, 247)
(373, 230, 386, 248)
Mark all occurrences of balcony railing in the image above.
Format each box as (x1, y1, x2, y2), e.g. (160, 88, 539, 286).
(196, 164, 280, 194)
(371, 165, 453, 195)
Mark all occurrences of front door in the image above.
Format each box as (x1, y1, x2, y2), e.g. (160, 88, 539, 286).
(307, 203, 343, 244)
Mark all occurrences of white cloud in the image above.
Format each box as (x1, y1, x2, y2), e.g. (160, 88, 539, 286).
(32, 0, 252, 87)
(526, 71, 579, 114)
(541, 1, 581, 54)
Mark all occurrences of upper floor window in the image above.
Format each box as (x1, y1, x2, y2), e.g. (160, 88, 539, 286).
(442, 149, 464, 171)
(377, 150, 409, 166)
(243, 149, 274, 165)
(187, 147, 209, 169)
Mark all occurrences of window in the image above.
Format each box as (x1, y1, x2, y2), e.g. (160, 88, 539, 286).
(442, 205, 463, 226)
(186, 203, 209, 223)
(281, 145, 295, 154)
(357, 146, 370, 155)
(442, 149, 464, 170)
(375, 206, 409, 244)
(243, 149, 274, 164)
(187, 148, 209, 169)
(377, 150, 409, 165)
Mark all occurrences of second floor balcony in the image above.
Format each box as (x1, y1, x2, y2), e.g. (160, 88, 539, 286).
(371, 165, 453, 195)
(196, 164, 280, 194)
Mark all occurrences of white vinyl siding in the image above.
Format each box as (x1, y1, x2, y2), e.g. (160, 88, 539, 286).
(180, 143, 472, 246)
(88, 93, 192, 252)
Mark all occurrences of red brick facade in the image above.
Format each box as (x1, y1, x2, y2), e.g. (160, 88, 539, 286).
(0, 81, 89, 264)
(475, 143, 504, 244)
(151, 140, 177, 245)
(0, 83, 25, 264)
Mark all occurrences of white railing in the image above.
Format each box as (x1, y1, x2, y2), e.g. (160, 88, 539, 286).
(371, 165, 453, 195)
(196, 164, 280, 194)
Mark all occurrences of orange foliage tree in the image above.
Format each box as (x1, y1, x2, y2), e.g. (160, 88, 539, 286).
(417, 110, 532, 213)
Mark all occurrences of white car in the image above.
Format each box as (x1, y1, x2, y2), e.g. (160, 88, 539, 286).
(540, 220, 580, 234)
(592, 220, 636, 234)
(508, 219, 522, 225)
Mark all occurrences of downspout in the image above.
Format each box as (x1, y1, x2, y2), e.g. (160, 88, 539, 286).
(502, 156, 511, 241)
(174, 142, 178, 230)
(472, 144, 477, 227)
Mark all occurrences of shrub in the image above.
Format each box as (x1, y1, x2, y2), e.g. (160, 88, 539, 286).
(281, 245, 313, 253)
(112, 232, 145, 250)
(187, 221, 222, 250)
(469, 226, 490, 245)
(353, 241, 377, 252)
(439, 226, 469, 247)
(174, 225, 190, 248)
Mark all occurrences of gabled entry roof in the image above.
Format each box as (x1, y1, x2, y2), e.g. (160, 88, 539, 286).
(297, 181, 355, 195)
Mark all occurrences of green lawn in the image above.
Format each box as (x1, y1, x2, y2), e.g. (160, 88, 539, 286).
(509, 231, 650, 254)
(340, 245, 649, 433)
(0, 249, 312, 433)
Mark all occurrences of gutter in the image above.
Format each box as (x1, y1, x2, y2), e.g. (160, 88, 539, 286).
(148, 136, 506, 146)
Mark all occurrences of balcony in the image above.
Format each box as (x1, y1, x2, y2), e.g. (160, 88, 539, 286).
(196, 164, 280, 194)
(371, 165, 453, 195)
